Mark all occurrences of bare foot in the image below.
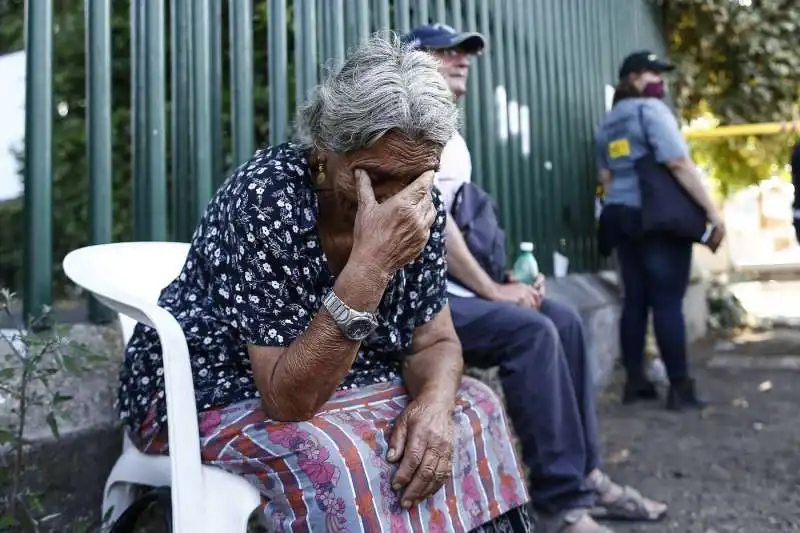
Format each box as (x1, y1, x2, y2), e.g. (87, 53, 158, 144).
(587, 469, 667, 521)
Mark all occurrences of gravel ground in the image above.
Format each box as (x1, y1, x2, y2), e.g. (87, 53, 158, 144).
(595, 334, 800, 533)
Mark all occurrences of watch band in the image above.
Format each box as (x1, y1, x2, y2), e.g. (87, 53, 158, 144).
(322, 290, 378, 330)
(323, 290, 351, 323)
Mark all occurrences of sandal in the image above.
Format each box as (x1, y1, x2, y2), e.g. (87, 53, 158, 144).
(537, 509, 614, 533)
(588, 471, 667, 522)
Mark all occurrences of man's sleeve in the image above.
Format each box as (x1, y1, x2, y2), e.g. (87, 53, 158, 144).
(436, 135, 471, 213)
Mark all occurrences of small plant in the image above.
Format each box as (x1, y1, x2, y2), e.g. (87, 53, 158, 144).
(0, 289, 104, 532)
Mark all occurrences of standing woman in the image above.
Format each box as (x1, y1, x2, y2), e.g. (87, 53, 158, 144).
(595, 51, 725, 411)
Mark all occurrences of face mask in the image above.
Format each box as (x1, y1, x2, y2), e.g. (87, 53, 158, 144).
(642, 81, 666, 99)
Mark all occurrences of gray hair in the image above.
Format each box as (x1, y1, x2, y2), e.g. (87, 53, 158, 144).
(294, 33, 460, 154)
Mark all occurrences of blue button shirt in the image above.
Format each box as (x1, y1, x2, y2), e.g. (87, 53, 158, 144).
(595, 98, 690, 208)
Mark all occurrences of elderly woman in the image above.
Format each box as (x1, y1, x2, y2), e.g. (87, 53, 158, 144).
(121, 36, 531, 532)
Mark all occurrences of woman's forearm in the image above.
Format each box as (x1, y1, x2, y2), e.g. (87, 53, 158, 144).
(667, 157, 718, 218)
(402, 338, 463, 408)
(263, 258, 390, 420)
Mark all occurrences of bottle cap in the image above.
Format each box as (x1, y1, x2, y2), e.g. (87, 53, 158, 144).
(519, 242, 534, 252)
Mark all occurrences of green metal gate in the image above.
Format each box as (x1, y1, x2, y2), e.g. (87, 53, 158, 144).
(19, 0, 667, 320)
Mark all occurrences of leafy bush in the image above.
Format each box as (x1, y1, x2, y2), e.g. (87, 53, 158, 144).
(0, 289, 106, 531)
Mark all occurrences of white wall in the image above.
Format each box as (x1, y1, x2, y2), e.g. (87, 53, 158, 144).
(0, 51, 25, 202)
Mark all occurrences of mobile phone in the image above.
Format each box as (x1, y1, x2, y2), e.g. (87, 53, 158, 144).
(700, 224, 715, 244)
(701, 224, 721, 253)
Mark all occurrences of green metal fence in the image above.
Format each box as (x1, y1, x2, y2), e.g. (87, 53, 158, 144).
(21, 0, 667, 320)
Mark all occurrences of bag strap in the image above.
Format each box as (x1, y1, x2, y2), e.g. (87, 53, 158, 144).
(637, 103, 653, 153)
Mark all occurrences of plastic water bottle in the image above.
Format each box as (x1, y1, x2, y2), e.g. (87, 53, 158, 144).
(512, 242, 539, 286)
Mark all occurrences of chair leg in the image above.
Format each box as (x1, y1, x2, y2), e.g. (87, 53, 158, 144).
(108, 487, 172, 533)
(103, 481, 138, 528)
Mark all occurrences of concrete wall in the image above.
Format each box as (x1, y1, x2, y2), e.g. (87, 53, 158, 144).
(0, 272, 709, 528)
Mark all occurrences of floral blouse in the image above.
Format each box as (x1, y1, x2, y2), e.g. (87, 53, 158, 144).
(120, 143, 448, 434)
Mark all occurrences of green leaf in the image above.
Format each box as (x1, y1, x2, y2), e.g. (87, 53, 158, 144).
(0, 429, 14, 444)
(52, 392, 73, 405)
(60, 354, 79, 374)
(45, 412, 60, 440)
(0, 515, 20, 530)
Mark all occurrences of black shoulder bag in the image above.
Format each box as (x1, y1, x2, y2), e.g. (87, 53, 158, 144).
(635, 105, 708, 242)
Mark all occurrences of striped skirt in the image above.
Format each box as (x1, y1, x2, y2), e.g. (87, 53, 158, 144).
(138, 376, 531, 532)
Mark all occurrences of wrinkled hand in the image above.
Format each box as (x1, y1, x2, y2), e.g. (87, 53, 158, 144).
(387, 398, 454, 508)
(351, 169, 437, 277)
(489, 281, 543, 309)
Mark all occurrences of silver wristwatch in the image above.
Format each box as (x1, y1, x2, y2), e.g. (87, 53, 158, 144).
(322, 290, 379, 341)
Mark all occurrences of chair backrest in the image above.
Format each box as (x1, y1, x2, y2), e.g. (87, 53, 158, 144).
(62, 242, 190, 343)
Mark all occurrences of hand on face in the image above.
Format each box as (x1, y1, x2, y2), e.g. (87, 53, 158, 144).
(351, 169, 437, 277)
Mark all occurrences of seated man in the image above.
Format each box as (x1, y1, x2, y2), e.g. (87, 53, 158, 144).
(404, 24, 668, 533)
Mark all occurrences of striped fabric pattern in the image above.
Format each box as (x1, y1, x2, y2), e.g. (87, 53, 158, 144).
(139, 377, 529, 532)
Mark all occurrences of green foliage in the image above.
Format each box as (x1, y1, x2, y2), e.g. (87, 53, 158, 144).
(0, 289, 105, 531)
(660, 0, 800, 194)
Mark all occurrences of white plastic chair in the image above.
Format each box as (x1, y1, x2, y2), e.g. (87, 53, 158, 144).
(62, 242, 262, 533)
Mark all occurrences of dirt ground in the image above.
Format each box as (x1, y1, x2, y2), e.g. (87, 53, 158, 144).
(595, 332, 800, 533)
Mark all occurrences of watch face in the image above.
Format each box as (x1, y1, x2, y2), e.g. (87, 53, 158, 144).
(345, 318, 375, 341)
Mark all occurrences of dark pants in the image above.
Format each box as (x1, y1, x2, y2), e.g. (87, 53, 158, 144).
(615, 235, 693, 382)
(795, 219, 800, 246)
(450, 296, 598, 514)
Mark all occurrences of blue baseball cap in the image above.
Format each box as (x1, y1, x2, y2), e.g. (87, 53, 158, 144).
(402, 23, 487, 54)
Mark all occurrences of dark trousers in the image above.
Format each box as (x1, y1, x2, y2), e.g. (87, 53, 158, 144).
(795, 219, 800, 246)
(615, 235, 693, 382)
(450, 296, 598, 514)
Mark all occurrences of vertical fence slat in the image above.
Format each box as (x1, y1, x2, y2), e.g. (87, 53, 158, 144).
(191, 0, 213, 219)
(463, 0, 482, 182)
(230, 0, 254, 166)
(303, 0, 318, 89)
(374, 0, 390, 32)
(451, 0, 462, 30)
(170, 0, 195, 241)
(145, 0, 167, 240)
(491, 0, 512, 241)
(395, 0, 410, 33)
(209, 0, 224, 187)
(23, 0, 53, 320)
(502, 0, 523, 243)
(538, 0, 556, 272)
(434, 0, 446, 24)
(131, 1, 148, 240)
(513, 0, 532, 244)
(331, 0, 346, 63)
(86, 0, 114, 322)
(294, 3, 307, 108)
(268, 0, 288, 144)
(476, 0, 496, 197)
(412, 0, 428, 26)
(524, 0, 544, 260)
(356, 0, 370, 42)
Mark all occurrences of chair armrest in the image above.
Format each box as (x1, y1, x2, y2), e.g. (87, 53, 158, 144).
(86, 292, 205, 531)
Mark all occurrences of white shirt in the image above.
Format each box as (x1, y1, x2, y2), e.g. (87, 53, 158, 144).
(436, 131, 472, 213)
(436, 132, 477, 298)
